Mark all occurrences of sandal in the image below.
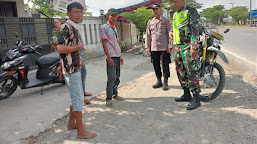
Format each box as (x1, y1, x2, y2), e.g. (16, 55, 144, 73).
(106, 100, 113, 107)
(113, 96, 125, 101)
(84, 92, 92, 97)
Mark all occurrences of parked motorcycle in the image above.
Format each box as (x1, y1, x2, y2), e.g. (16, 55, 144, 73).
(0, 33, 64, 100)
(198, 27, 230, 102)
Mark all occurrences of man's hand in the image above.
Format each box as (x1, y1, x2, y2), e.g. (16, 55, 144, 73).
(167, 48, 172, 53)
(120, 57, 124, 65)
(83, 47, 86, 51)
(57, 67, 63, 80)
(77, 41, 83, 50)
(146, 48, 150, 56)
(190, 49, 198, 59)
(108, 58, 114, 67)
(169, 31, 173, 40)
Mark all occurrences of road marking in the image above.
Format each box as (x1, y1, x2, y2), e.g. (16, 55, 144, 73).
(240, 33, 253, 36)
(221, 47, 257, 74)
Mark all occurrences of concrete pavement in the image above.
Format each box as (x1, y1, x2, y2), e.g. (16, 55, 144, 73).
(0, 46, 155, 144)
(22, 57, 257, 144)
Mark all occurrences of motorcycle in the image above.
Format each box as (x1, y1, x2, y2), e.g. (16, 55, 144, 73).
(0, 33, 64, 100)
(198, 27, 230, 102)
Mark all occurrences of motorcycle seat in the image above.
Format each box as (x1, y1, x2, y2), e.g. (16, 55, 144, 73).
(36, 51, 60, 66)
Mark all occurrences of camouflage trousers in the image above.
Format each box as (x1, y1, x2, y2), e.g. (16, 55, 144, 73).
(174, 44, 201, 95)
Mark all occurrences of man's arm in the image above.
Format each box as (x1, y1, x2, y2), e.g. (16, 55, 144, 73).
(102, 39, 114, 67)
(169, 15, 174, 40)
(189, 8, 200, 50)
(166, 19, 172, 53)
(102, 39, 111, 60)
(145, 20, 151, 55)
(57, 42, 83, 54)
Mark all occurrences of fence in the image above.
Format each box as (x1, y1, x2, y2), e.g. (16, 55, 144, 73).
(0, 16, 138, 67)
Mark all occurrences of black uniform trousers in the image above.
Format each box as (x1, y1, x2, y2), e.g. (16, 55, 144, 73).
(151, 51, 171, 78)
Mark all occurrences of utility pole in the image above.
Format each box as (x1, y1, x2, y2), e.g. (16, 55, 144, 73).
(250, 0, 252, 26)
(229, 2, 235, 8)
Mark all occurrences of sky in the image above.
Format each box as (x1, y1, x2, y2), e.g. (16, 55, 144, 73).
(25, 0, 257, 16)
(86, 0, 257, 16)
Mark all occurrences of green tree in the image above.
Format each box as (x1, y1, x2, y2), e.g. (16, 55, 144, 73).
(119, 6, 153, 34)
(201, 5, 227, 25)
(25, 0, 92, 18)
(229, 6, 248, 25)
(119, 6, 153, 46)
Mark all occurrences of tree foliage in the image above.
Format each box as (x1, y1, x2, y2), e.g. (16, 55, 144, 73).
(25, 0, 92, 18)
(229, 6, 248, 25)
(200, 5, 226, 24)
(119, 6, 153, 33)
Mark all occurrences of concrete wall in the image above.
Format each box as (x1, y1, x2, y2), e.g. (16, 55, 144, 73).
(80, 16, 138, 59)
(80, 16, 104, 58)
(0, 0, 26, 17)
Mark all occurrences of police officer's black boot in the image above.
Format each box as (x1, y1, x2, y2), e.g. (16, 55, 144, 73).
(162, 77, 168, 91)
(187, 93, 201, 110)
(152, 77, 162, 88)
(175, 88, 193, 102)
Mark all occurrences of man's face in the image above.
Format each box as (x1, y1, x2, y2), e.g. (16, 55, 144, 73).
(67, 8, 83, 23)
(108, 14, 118, 24)
(152, 8, 162, 17)
(172, 0, 185, 10)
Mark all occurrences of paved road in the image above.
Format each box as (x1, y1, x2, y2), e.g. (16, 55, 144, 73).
(0, 49, 154, 144)
(217, 27, 257, 74)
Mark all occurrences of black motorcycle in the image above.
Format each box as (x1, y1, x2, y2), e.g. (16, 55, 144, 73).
(0, 33, 64, 100)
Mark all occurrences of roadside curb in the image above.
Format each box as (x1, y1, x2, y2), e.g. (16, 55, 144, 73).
(217, 26, 257, 29)
(222, 48, 257, 75)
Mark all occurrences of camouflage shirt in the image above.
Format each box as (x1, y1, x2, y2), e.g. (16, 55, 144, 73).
(58, 21, 82, 75)
(171, 4, 200, 49)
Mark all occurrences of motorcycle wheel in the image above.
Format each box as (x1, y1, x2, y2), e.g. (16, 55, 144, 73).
(199, 62, 226, 102)
(0, 76, 18, 100)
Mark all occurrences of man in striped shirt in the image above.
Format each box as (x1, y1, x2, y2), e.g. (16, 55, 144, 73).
(100, 8, 124, 107)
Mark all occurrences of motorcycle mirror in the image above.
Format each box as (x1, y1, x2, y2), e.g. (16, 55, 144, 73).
(16, 32, 18, 38)
(35, 45, 44, 50)
(224, 29, 230, 33)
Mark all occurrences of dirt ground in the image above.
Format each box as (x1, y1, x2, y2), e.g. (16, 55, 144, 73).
(21, 56, 257, 144)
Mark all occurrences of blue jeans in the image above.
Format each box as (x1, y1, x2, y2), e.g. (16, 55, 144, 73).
(80, 54, 87, 93)
(106, 57, 120, 101)
(81, 64, 87, 93)
(64, 71, 84, 111)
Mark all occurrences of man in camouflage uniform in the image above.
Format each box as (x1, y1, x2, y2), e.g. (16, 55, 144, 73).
(145, 4, 172, 91)
(170, 0, 201, 110)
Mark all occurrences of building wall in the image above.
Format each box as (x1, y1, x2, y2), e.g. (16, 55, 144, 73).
(80, 16, 138, 59)
(0, 0, 26, 17)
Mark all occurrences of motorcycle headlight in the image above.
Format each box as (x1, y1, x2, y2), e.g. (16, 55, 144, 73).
(213, 39, 220, 47)
(1, 55, 27, 70)
(1, 61, 16, 69)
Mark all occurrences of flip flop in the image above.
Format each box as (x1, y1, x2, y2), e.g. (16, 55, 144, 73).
(84, 92, 92, 96)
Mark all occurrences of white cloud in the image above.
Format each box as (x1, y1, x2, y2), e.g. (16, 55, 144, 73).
(86, 0, 145, 16)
